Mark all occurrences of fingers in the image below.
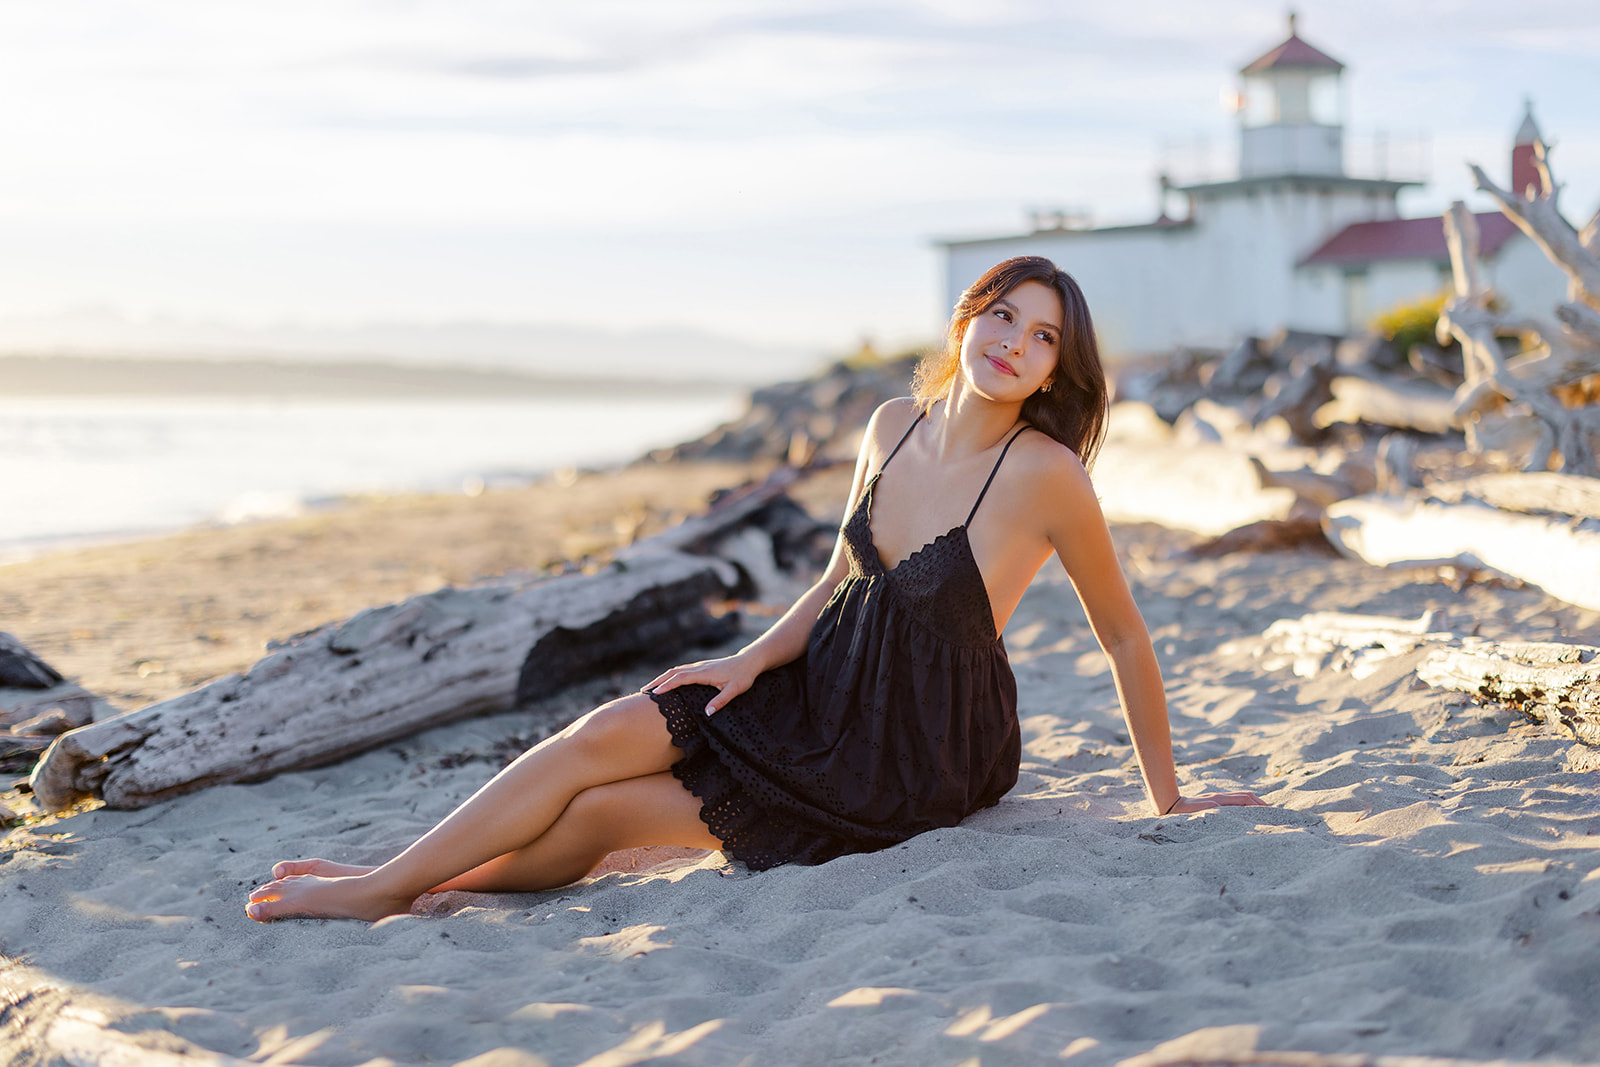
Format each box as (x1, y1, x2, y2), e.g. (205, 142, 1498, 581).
(1167, 791, 1271, 814)
(1202, 791, 1268, 807)
(705, 679, 753, 716)
(642, 662, 731, 699)
(642, 664, 703, 694)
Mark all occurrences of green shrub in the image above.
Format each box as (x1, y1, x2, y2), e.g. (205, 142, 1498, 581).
(1370, 291, 1447, 352)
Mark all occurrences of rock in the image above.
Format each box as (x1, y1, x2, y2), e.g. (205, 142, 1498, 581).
(0, 634, 64, 690)
(1203, 336, 1275, 395)
(1408, 343, 1465, 387)
(1335, 333, 1404, 372)
(0, 802, 19, 829)
(1256, 339, 1337, 443)
(654, 357, 919, 465)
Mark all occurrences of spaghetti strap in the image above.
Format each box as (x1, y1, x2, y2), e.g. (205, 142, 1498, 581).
(877, 409, 925, 475)
(965, 424, 1031, 526)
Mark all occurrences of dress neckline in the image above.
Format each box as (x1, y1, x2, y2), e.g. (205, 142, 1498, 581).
(861, 471, 968, 576)
(856, 476, 999, 640)
(861, 410, 1031, 580)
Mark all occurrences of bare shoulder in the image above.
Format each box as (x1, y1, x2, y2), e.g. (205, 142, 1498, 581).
(863, 397, 922, 454)
(1010, 426, 1093, 495)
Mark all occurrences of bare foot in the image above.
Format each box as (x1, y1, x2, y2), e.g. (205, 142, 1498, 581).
(272, 858, 376, 880)
(246, 874, 415, 923)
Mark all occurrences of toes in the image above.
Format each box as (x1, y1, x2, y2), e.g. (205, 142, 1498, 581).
(246, 896, 299, 923)
(272, 858, 321, 879)
(248, 880, 284, 904)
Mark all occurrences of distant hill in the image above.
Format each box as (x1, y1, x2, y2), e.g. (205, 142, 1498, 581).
(0, 310, 823, 387)
(0, 354, 719, 399)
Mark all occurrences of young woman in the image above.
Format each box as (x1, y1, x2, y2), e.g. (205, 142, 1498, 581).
(246, 256, 1264, 923)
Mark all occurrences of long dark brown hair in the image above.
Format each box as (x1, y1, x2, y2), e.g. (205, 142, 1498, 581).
(911, 256, 1107, 470)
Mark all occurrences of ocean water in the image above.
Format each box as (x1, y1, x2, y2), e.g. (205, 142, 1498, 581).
(0, 394, 740, 559)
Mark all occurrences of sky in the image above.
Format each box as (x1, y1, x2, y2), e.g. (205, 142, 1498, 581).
(0, 0, 1595, 364)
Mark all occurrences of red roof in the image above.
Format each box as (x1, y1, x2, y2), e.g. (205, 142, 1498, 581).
(1299, 213, 1519, 267)
(1242, 33, 1344, 74)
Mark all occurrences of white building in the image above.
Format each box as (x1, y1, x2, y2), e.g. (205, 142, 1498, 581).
(936, 16, 1569, 357)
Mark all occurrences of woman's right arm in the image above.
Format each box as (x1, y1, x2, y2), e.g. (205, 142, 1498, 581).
(643, 399, 912, 714)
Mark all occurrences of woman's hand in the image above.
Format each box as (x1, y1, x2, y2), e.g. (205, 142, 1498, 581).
(1163, 791, 1268, 814)
(642, 652, 762, 716)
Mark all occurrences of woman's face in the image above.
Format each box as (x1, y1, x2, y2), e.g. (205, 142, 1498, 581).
(957, 280, 1063, 403)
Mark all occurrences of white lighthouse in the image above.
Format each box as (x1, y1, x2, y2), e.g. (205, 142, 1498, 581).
(1238, 12, 1345, 178)
(935, 16, 1567, 357)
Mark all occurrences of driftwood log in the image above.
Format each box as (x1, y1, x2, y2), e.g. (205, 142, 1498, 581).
(1417, 640, 1600, 746)
(1424, 471, 1600, 520)
(1313, 375, 1460, 436)
(1251, 611, 1455, 679)
(1322, 494, 1600, 612)
(1439, 139, 1600, 474)
(1093, 440, 1297, 536)
(1247, 612, 1600, 745)
(1248, 457, 1359, 510)
(1254, 337, 1336, 443)
(30, 470, 819, 811)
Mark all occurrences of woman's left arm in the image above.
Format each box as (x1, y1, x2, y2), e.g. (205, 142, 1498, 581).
(1038, 451, 1265, 815)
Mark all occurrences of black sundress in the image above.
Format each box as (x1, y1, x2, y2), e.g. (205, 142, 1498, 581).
(648, 411, 1026, 869)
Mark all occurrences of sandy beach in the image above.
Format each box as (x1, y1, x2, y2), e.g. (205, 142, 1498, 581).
(3, 455, 1600, 1065)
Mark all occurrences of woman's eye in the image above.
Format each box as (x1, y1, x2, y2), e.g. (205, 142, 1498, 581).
(993, 309, 1011, 321)
(1037, 332, 1057, 344)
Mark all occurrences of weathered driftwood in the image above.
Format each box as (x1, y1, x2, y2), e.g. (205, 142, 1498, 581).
(1374, 432, 1421, 496)
(1175, 397, 1254, 445)
(30, 470, 819, 811)
(1313, 375, 1459, 435)
(616, 466, 800, 560)
(1248, 457, 1356, 509)
(1255, 338, 1336, 443)
(31, 551, 738, 810)
(1093, 440, 1297, 536)
(1187, 517, 1332, 558)
(1417, 639, 1600, 746)
(1251, 611, 1455, 679)
(1407, 342, 1465, 387)
(1244, 611, 1600, 744)
(1323, 495, 1600, 611)
(1438, 142, 1600, 473)
(1, 684, 102, 732)
(1424, 471, 1600, 521)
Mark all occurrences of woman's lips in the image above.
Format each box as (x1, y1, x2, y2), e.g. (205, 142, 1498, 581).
(986, 354, 1017, 376)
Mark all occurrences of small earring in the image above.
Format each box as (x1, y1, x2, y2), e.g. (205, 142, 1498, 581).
(1040, 380, 1053, 393)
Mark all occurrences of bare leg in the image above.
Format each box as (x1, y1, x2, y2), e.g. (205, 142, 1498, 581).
(271, 775, 718, 890)
(247, 693, 706, 921)
(430, 772, 718, 892)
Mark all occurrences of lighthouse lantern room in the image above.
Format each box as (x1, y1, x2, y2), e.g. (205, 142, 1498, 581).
(1238, 12, 1346, 177)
